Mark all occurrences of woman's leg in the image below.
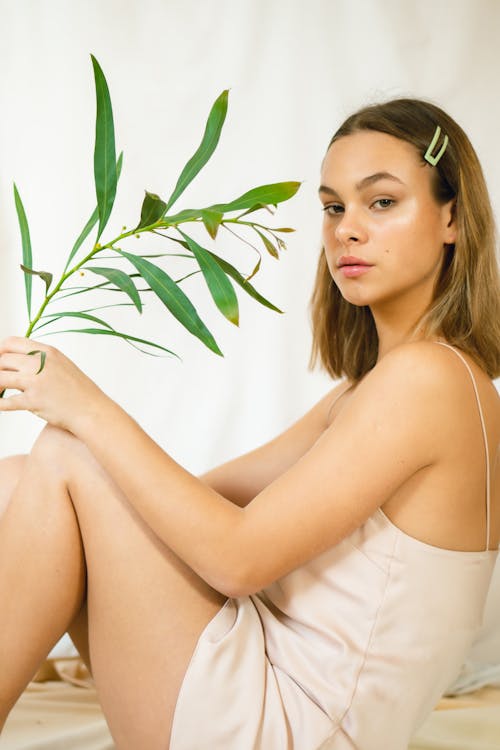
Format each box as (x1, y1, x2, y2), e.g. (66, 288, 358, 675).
(0, 447, 87, 728)
(0, 425, 227, 749)
(0, 454, 92, 672)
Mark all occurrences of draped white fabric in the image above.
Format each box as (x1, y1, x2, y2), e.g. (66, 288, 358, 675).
(0, 0, 499, 678)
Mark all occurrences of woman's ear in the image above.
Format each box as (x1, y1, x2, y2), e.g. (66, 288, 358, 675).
(442, 199, 457, 244)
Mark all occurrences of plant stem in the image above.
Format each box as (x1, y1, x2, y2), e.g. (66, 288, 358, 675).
(22, 214, 271, 339)
(24, 225, 146, 337)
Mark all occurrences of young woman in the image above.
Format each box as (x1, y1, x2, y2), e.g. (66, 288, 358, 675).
(0, 98, 499, 750)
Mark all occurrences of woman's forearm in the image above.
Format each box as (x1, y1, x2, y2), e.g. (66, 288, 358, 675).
(71, 394, 249, 596)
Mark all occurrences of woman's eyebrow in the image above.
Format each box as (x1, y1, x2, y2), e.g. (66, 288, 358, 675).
(319, 171, 404, 196)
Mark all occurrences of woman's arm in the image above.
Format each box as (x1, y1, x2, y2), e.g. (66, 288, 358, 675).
(68, 342, 458, 595)
(0, 338, 463, 597)
(199, 381, 351, 506)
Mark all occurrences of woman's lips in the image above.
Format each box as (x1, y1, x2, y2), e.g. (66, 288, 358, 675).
(339, 264, 373, 278)
(336, 255, 374, 278)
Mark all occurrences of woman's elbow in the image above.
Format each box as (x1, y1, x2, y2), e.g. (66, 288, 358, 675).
(208, 560, 269, 599)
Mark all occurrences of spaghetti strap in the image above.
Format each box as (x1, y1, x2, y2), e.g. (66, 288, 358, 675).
(434, 341, 491, 551)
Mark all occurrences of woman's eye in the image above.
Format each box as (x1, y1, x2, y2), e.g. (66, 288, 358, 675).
(323, 204, 344, 215)
(373, 198, 394, 209)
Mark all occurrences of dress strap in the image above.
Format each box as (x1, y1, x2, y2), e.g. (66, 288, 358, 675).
(434, 342, 491, 551)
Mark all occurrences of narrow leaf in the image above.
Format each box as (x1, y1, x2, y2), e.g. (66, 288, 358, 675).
(91, 54, 117, 239)
(165, 90, 229, 212)
(67, 207, 98, 270)
(246, 255, 261, 282)
(207, 251, 282, 313)
(162, 208, 203, 224)
(64, 152, 123, 272)
(200, 209, 223, 239)
(136, 191, 167, 230)
(33, 302, 134, 332)
(27, 350, 46, 374)
(85, 266, 142, 312)
(40, 327, 178, 358)
(179, 231, 239, 325)
(14, 184, 33, 318)
(175, 270, 201, 284)
(210, 181, 301, 214)
(120, 251, 222, 355)
(255, 229, 279, 259)
(235, 203, 269, 219)
(35, 310, 116, 333)
(20, 264, 53, 294)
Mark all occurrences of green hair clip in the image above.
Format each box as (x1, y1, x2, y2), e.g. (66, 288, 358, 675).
(424, 125, 449, 166)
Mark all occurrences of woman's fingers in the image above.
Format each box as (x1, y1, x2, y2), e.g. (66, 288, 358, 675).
(0, 392, 26, 411)
(0, 337, 51, 356)
(0, 371, 27, 392)
(0, 353, 41, 372)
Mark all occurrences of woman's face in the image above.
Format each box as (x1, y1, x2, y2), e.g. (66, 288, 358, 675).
(319, 130, 456, 313)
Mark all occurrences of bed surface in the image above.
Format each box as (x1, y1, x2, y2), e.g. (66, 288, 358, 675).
(1, 659, 499, 749)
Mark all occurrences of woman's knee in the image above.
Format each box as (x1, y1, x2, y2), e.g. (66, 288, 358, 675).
(31, 424, 91, 477)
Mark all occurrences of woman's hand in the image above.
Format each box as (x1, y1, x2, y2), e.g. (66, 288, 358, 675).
(0, 336, 108, 433)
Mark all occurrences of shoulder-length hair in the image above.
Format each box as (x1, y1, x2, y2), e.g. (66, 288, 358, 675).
(310, 98, 500, 381)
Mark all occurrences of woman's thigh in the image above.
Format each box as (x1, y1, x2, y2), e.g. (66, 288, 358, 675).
(31, 425, 228, 750)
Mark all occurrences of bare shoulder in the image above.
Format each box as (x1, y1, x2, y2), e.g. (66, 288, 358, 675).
(360, 340, 498, 415)
(332, 339, 500, 470)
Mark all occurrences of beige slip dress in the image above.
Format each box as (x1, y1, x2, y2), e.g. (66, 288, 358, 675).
(170, 343, 498, 749)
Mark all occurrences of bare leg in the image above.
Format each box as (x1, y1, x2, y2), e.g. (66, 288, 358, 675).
(0, 448, 86, 729)
(0, 426, 227, 748)
(0, 455, 92, 672)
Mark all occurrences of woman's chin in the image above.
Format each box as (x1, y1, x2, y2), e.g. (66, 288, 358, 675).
(338, 290, 375, 308)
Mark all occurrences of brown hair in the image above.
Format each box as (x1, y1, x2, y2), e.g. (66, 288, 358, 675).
(310, 98, 500, 380)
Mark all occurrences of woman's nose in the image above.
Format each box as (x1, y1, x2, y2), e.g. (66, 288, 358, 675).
(334, 208, 367, 245)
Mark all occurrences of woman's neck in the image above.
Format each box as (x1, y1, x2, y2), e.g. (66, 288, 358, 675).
(372, 298, 431, 363)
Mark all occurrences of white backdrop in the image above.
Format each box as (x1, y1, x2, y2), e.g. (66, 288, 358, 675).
(0, 0, 499, 476)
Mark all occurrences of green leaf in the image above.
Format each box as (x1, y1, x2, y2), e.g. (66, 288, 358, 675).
(210, 181, 301, 214)
(13, 184, 33, 318)
(39, 327, 178, 358)
(246, 255, 262, 282)
(119, 251, 222, 355)
(64, 152, 123, 273)
(56, 280, 113, 300)
(207, 251, 282, 313)
(165, 90, 229, 212)
(20, 264, 53, 294)
(254, 229, 279, 259)
(27, 349, 46, 374)
(33, 304, 138, 335)
(162, 208, 203, 224)
(200, 209, 223, 239)
(137, 191, 167, 230)
(35, 310, 115, 332)
(175, 270, 201, 284)
(91, 54, 117, 240)
(179, 231, 239, 325)
(85, 266, 142, 312)
(234, 203, 269, 219)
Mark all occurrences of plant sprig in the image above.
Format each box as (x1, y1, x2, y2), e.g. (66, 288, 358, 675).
(6, 55, 300, 388)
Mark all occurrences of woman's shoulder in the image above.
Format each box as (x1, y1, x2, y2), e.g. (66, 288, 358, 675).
(328, 339, 499, 435)
(372, 340, 496, 395)
(361, 341, 500, 456)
